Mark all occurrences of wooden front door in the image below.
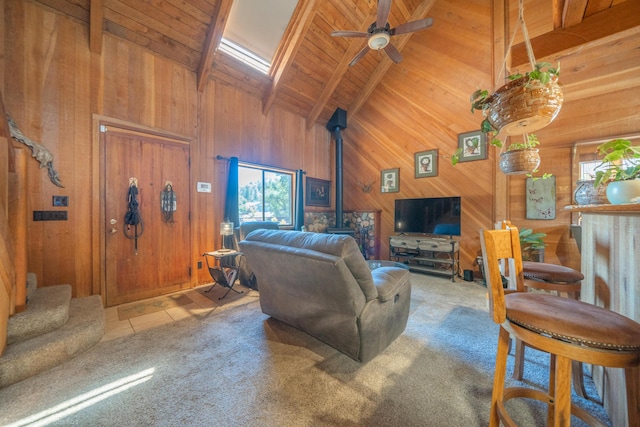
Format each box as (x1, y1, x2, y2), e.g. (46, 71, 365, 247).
(103, 126, 191, 306)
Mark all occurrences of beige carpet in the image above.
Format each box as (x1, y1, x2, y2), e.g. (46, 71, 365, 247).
(117, 294, 193, 320)
(0, 274, 610, 427)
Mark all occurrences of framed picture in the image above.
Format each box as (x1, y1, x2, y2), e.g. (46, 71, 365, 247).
(305, 177, 331, 207)
(381, 168, 400, 193)
(526, 176, 556, 219)
(414, 149, 439, 178)
(457, 130, 487, 162)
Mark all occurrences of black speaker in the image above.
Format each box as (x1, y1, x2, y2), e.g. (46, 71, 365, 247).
(463, 270, 474, 282)
(326, 107, 347, 131)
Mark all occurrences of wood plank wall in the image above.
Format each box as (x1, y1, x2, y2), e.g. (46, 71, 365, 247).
(344, 0, 640, 271)
(344, 0, 495, 271)
(2, 0, 331, 297)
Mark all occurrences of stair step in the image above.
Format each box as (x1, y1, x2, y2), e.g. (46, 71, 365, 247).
(7, 285, 72, 345)
(0, 295, 105, 388)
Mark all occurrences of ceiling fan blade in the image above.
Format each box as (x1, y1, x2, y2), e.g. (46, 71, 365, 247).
(376, 0, 392, 28)
(384, 43, 403, 63)
(349, 45, 370, 67)
(331, 30, 369, 38)
(391, 17, 433, 35)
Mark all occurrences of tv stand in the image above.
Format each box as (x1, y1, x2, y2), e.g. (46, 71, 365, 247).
(389, 235, 460, 281)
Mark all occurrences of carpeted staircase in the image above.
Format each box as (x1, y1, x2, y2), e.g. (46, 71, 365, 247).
(0, 274, 104, 388)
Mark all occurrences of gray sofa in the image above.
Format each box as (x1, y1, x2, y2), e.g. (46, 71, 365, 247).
(238, 229, 411, 363)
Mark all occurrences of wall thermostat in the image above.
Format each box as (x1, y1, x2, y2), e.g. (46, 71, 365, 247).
(197, 182, 212, 193)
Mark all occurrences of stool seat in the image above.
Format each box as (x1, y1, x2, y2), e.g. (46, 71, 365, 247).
(506, 293, 640, 351)
(522, 261, 584, 283)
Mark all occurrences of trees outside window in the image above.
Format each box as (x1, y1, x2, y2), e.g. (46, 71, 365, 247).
(238, 165, 293, 225)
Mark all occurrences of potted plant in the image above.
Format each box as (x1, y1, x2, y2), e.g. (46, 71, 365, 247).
(470, 62, 563, 137)
(593, 138, 640, 204)
(519, 227, 546, 262)
(498, 133, 541, 175)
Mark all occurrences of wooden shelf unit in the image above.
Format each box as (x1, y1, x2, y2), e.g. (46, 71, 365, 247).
(389, 235, 460, 281)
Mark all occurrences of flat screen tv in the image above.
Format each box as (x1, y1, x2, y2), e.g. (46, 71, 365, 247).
(394, 197, 461, 236)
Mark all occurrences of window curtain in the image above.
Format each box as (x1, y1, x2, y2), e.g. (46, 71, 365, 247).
(224, 156, 239, 227)
(294, 169, 305, 230)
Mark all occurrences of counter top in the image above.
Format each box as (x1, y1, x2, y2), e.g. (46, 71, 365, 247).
(564, 203, 640, 213)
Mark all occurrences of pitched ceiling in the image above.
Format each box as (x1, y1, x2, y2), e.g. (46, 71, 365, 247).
(33, 0, 635, 128)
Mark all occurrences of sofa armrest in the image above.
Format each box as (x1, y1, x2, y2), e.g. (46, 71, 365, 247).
(372, 267, 411, 302)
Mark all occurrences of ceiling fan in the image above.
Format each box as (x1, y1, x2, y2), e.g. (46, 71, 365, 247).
(331, 0, 433, 66)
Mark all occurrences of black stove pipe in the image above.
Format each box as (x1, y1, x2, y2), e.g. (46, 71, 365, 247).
(326, 108, 347, 230)
(333, 127, 344, 228)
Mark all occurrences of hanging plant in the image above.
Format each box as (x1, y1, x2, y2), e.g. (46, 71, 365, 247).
(498, 133, 541, 175)
(452, 0, 563, 171)
(471, 62, 562, 137)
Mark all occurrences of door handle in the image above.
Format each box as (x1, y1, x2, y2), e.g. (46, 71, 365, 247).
(109, 228, 118, 234)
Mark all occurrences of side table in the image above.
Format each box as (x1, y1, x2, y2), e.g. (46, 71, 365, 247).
(202, 250, 243, 299)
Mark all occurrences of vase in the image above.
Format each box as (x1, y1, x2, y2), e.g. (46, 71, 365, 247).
(488, 75, 563, 136)
(499, 148, 540, 175)
(605, 180, 640, 204)
(574, 180, 609, 205)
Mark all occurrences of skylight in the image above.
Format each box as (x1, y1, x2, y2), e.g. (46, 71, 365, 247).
(219, 38, 271, 74)
(221, 0, 299, 74)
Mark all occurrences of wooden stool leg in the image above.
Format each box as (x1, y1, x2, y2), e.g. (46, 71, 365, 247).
(513, 338, 525, 380)
(553, 355, 572, 427)
(548, 354, 557, 427)
(626, 366, 640, 427)
(567, 291, 588, 400)
(491, 327, 511, 427)
(572, 360, 588, 399)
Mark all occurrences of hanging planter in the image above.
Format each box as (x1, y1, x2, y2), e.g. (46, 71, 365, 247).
(498, 133, 541, 175)
(452, 0, 562, 171)
(469, 0, 562, 139)
(499, 148, 540, 175)
(485, 73, 563, 136)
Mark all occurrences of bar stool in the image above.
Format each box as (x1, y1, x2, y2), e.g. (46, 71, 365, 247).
(498, 221, 588, 398)
(519, 261, 588, 399)
(480, 227, 640, 427)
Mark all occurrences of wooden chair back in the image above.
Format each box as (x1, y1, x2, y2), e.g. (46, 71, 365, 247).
(480, 227, 526, 324)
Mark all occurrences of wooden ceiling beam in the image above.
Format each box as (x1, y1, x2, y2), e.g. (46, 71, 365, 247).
(197, 0, 234, 92)
(90, 0, 104, 54)
(562, 0, 588, 28)
(348, 0, 436, 120)
(511, 0, 640, 68)
(263, 0, 317, 115)
(305, 10, 377, 130)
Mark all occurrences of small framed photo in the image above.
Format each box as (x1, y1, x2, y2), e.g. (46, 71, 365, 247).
(305, 177, 331, 207)
(457, 130, 487, 162)
(414, 149, 438, 178)
(381, 168, 400, 193)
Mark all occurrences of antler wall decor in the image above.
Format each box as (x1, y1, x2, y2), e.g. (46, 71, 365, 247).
(357, 177, 375, 193)
(7, 115, 64, 188)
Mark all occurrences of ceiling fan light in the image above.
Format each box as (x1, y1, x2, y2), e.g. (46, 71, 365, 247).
(368, 33, 390, 50)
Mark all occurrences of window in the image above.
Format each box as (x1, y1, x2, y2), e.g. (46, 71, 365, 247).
(238, 164, 294, 226)
(219, 38, 270, 75)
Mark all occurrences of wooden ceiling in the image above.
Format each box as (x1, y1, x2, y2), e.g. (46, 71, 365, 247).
(32, 0, 634, 127)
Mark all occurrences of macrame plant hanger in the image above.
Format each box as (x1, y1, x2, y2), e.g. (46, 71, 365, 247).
(124, 177, 144, 254)
(495, 0, 541, 151)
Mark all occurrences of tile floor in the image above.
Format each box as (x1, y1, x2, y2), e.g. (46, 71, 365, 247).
(102, 282, 257, 342)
